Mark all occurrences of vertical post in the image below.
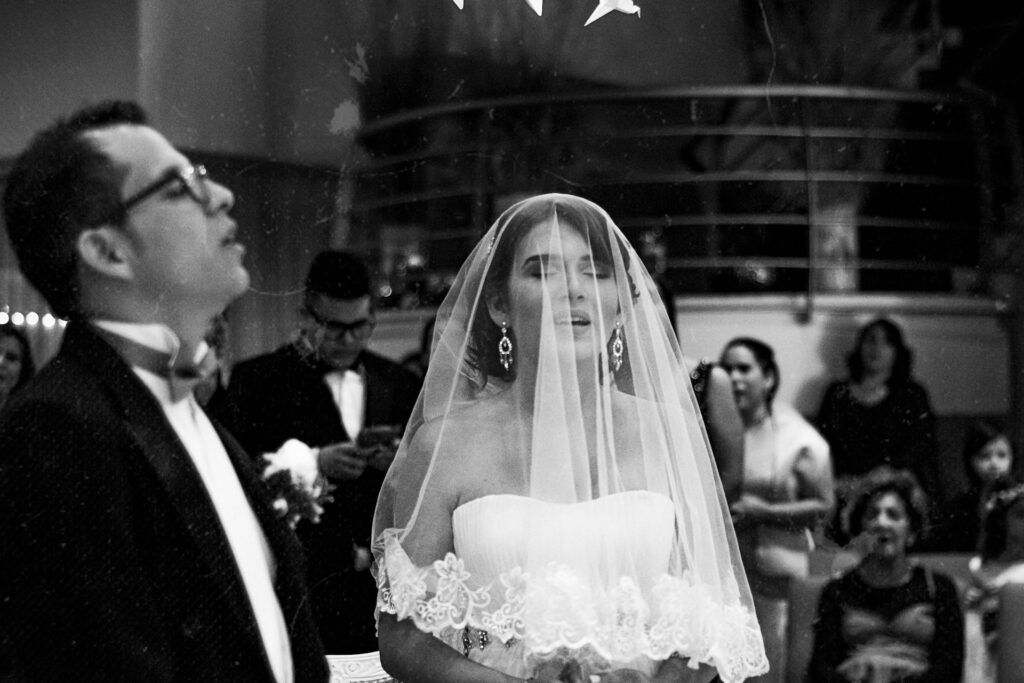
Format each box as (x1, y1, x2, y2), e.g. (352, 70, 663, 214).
(800, 96, 818, 324)
(998, 103, 1024, 458)
(471, 108, 490, 241)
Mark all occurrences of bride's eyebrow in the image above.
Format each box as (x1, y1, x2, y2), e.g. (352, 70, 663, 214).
(520, 254, 552, 269)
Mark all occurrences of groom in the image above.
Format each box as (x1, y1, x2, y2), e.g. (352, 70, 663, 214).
(0, 101, 327, 681)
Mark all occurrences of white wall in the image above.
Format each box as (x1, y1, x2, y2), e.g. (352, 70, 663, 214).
(675, 294, 1011, 418)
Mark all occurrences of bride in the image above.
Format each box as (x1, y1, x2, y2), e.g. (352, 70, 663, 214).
(372, 194, 768, 682)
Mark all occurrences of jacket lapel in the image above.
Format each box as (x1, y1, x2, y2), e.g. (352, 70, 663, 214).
(213, 420, 327, 677)
(212, 422, 308, 582)
(62, 324, 266, 654)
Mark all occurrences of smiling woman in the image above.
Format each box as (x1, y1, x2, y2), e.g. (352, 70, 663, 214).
(810, 470, 964, 683)
(372, 194, 768, 683)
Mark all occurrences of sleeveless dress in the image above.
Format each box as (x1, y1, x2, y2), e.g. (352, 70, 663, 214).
(380, 489, 766, 678)
(451, 491, 673, 677)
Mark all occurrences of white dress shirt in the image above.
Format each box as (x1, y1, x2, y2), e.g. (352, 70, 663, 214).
(323, 368, 365, 441)
(93, 321, 294, 683)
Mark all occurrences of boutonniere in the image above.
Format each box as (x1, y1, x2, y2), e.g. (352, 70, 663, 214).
(262, 439, 334, 528)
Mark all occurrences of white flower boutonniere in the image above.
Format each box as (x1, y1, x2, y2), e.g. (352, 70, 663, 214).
(262, 439, 334, 528)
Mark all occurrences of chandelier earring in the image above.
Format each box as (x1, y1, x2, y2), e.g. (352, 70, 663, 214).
(611, 320, 624, 372)
(498, 321, 514, 371)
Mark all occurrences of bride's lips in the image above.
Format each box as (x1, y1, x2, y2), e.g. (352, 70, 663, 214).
(554, 311, 592, 326)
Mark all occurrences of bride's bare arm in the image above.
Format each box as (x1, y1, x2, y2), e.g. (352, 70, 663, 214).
(379, 615, 583, 683)
(378, 614, 524, 683)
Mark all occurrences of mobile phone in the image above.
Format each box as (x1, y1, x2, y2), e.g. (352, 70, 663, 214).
(356, 425, 401, 449)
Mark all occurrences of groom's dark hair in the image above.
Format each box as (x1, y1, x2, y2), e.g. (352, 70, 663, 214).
(3, 100, 147, 318)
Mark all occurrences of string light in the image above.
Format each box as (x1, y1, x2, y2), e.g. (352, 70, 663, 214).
(0, 310, 67, 328)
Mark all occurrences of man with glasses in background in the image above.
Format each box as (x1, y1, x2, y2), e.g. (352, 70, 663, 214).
(0, 100, 327, 681)
(212, 250, 419, 655)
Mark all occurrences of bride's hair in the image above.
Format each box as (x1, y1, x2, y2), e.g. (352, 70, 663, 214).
(465, 195, 636, 387)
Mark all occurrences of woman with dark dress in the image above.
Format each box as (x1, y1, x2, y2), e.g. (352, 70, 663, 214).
(817, 318, 940, 536)
(810, 470, 964, 682)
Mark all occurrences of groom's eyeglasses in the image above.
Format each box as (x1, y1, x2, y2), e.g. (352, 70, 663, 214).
(305, 306, 376, 341)
(120, 164, 213, 216)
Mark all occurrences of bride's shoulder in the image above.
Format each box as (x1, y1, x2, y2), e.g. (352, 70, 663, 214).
(410, 393, 510, 453)
(611, 389, 668, 421)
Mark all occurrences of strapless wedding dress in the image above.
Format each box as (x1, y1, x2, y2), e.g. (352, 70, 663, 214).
(453, 490, 673, 677)
(454, 490, 675, 593)
(378, 490, 766, 682)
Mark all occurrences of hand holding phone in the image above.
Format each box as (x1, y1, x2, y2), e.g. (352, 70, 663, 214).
(357, 425, 402, 472)
(317, 442, 368, 481)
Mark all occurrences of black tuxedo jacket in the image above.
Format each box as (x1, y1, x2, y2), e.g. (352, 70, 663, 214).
(0, 323, 327, 682)
(210, 344, 419, 654)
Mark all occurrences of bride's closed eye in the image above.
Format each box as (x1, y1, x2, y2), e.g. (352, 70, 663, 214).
(581, 261, 612, 279)
(522, 255, 612, 280)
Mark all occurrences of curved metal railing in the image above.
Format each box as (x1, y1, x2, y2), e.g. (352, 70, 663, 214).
(348, 85, 1022, 310)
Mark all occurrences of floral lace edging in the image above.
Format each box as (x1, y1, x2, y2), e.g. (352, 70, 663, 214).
(376, 537, 768, 683)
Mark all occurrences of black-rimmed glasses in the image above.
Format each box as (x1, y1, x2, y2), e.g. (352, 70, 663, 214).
(122, 164, 213, 215)
(305, 305, 376, 341)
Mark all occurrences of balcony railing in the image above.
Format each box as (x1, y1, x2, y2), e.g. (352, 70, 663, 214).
(348, 85, 1023, 311)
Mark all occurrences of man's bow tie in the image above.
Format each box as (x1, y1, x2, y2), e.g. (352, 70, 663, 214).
(96, 329, 215, 402)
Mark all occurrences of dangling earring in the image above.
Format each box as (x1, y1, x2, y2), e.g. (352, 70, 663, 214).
(611, 321, 624, 372)
(498, 321, 513, 371)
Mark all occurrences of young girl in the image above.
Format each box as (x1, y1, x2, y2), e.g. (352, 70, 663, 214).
(933, 422, 1015, 551)
(964, 478, 1024, 682)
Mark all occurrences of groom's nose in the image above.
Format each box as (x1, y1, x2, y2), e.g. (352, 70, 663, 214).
(207, 179, 235, 215)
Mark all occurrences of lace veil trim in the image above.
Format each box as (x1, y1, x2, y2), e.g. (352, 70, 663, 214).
(376, 534, 768, 683)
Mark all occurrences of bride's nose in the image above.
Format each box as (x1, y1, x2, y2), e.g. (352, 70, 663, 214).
(564, 269, 587, 300)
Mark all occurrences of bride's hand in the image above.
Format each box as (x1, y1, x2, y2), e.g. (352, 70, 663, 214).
(650, 657, 716, 683)
(530, 659, 587, 683)
(593, 669, 651, 682)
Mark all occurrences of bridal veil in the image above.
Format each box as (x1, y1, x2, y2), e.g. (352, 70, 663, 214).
(372, 194, 767, 681)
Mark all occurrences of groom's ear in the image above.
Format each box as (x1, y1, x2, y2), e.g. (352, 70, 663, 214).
(77, 226, 134, 281)
(486, 292, 508, 328)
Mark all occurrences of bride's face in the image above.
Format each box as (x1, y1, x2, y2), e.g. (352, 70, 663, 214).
(497, 219, 620, 368)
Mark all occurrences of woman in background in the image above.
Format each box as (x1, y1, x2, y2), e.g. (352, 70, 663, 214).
(720, 337, 834, 683)
(817, 318, 940, 536)
(810, 469, 964, 682)
(657, 278, 744, 503)
(0, 323, 35, 413)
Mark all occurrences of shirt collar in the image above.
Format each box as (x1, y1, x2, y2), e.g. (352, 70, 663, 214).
(93, 319, 210, 368)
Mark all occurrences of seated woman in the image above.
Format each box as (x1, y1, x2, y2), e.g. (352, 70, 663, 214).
(372, 194, 768, 683)
(810, 470, 964, 683)
(719, 337, 834, 683)
(931, 421, 1014, 552)
(816, 318, 940, 535)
